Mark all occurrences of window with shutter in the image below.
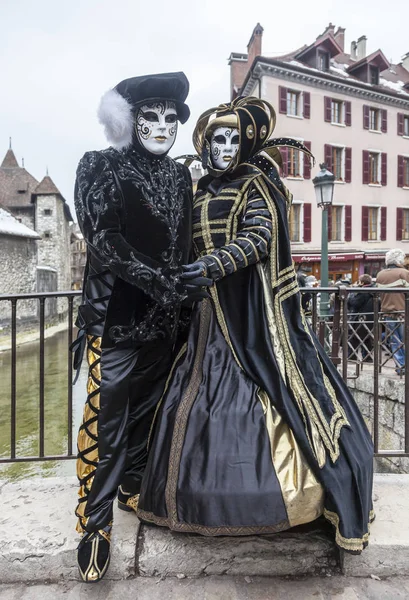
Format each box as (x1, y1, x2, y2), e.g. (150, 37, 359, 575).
(280, 147, 288, 177)
(381, 109, 387, 133)
(368, 207, 379, 240)
(363, 105, 370, 129)
(369, 107, 381, 131)
(362, 150, 370, 184)
(327, 206, 332, 242)
(345, 205, 352, 241)
(345, 101, 352, 126)
(397, 113, 404, 136)
(332, 147, 344, 181)
(345, 148, 352, 183)
(403, 208, 409, 240)
(288, 148, 302, 177)
(303, 203, 312, 242)
(287, 90, 301, 116)
(324, 144, 333, 172)
(331, 100, 343, 124)
(331, 206, 343, 241)
(405, 116, 409, 137)
(303, 141, 311, 179)
(303, 92, 310, 119)
(397, 207, 404, 241)
(380, 207, 387, 241)
(324, 97, 332, 122)
(362, 206, 369, 241)
(398, 155, 405, 188)
(403, 157, 409, 188)
(289, 204, 302, 242)
(381, 153, 387, 186)
(279, 87, 287, 114)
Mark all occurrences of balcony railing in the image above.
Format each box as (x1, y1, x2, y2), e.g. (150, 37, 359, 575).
(0, 288, 408, 466)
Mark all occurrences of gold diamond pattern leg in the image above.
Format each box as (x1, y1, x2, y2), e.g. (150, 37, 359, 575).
(75, 335, 102, 534)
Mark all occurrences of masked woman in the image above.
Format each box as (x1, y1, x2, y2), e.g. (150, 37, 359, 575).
(136, 97, 374, 553)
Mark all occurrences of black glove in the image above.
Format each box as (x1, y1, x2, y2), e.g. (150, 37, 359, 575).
(181, 261, 213, 287)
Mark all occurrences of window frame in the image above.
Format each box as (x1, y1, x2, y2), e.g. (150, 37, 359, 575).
(368, 206, 380, 241)
(369, 108, 380, 131)
(403, 208, 409, 241)
(331, 99, 344, 125)
(370, 65, 380, 85)
(289, 202, 303, 243)
(330, 144, 346, 182)
(404, 116, 409, 138)
(404, 157, 409, 188)
(368, 151, 381, 185)
(286, 89, 301, 117)
(330, 204, 344, 242)
(287, 147, 304, 178)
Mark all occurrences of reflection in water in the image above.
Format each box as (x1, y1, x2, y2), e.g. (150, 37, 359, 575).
(0, 329, 86, 480)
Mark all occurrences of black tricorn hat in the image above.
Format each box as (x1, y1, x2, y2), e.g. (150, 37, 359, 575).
(98, 72, 190, 149)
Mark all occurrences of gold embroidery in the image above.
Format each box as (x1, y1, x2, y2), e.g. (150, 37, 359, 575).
(323, 508, 372, 552)
(220, 248, 237, 271)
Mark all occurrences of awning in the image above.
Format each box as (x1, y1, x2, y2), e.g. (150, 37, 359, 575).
(293, 253, 364, 263)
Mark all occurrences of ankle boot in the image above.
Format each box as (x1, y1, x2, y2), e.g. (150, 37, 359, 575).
(117, 485, 140, 514)
(77, 524, 111, 583)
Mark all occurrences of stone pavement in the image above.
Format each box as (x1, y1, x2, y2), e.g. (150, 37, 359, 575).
(1, 474, 409, 584)
(2, 576, 409, 599)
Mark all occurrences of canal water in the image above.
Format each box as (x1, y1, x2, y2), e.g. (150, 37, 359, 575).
(0, 329, 86, 480)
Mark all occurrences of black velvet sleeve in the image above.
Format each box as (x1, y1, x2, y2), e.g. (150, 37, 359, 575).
(74, 151, 185, 308)
(200, 187, 272, 282)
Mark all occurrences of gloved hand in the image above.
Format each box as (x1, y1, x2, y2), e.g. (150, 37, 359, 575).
(181, 261, 213, 287)
(180, 261, 213, 306)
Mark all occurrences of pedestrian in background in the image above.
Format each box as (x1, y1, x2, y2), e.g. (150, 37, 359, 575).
(376, 249, 409, 375)
(347, 274, 375, 363)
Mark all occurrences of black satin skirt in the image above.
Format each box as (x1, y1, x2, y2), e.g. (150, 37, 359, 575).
(138, 268, 374, 552)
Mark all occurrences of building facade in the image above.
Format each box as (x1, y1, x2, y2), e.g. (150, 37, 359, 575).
(230, 24, 409, 281)
(0, 146, 73, 316)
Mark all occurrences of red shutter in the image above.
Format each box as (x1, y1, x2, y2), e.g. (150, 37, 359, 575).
(279, 86, 287, 114)
(362, 206, 369, 241)
(363, 105, 370, 129)
(362, 150, 370, 184)
(303, 92, 310, 119)
(345, 205, 352, 241)
(303, 141, 311, 179)
(280, 146, 288, 177)
(398, 155, 405, 187)
(324, 97, 332, 122)
(381, 206, 387, 241)
(303, 203, 312, 243)
(381, 153, 387, 186)
(398, 113, 404, 136)
(324, 144, 332, 171)
(381, 109, 388, 133)
(345, 101, 352, 126)
(397, 207, 403, 241)
(345, 147, 352, 183)
(327, 206, 332, 242)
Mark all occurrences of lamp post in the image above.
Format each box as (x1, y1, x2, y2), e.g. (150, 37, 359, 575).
(312, 163, 335, 317)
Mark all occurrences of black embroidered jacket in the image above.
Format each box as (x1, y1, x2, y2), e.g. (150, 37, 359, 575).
(74, 146, 193, 348)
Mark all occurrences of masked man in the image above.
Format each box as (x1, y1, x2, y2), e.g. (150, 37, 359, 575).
(72, 72, 211, 583)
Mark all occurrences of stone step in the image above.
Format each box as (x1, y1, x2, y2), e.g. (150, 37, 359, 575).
(136, 521, 341, 578)
(0, 474, 408, 583)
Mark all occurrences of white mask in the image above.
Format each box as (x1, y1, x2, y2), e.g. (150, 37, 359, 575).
(210, 126, 240, 171)
(135, 101, 178, 155)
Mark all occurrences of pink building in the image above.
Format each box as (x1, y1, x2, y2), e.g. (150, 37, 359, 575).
(230, 24, 409, 282)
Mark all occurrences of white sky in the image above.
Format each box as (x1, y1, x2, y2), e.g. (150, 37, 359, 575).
(1, 0, 408, 217)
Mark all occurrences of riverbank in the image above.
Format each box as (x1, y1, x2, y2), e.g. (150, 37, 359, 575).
(0, 320, 70, 353)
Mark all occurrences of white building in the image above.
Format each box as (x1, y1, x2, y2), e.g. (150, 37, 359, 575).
(230, 24, 409, 281)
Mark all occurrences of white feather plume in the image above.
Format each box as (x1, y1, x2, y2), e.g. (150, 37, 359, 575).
(97, 89, 134, 149)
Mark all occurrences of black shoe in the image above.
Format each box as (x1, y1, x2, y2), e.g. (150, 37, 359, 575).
(118, 485, 140, 514)
(77, 525, 111, 583)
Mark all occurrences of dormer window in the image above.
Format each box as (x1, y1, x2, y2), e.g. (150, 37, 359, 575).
(370, 65, 379, 85)
(318, 51, 329, 71)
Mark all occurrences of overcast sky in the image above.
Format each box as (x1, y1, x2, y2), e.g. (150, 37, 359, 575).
(1, 0, 408, 218)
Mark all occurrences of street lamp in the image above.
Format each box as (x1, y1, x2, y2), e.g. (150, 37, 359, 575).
(312, 163, 335, 317)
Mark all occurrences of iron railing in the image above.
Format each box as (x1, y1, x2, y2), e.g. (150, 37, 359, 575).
(0, 288, 408, 465)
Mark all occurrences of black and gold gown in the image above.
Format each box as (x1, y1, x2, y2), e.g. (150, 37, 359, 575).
(137, 157, 374, 552)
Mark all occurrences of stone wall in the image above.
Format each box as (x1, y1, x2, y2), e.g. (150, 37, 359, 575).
(35, 194, 71, 314)
(348, 372, 409, 473)
(0, 234, 37, 321)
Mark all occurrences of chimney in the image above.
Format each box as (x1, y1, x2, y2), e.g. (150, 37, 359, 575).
(402, 52, 409, 72)
(334, 27, 345, 52)
(247, 23, 264, 67)
(356, 35, 367, 60)
(350, 41, 357, 60)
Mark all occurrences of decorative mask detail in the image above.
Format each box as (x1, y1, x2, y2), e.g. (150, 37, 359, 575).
(210, 127, 240, 171)
(246, 125, 255, 139)
(135, 101, 178, 155)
